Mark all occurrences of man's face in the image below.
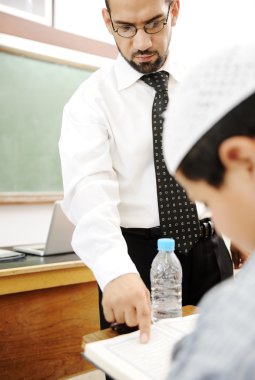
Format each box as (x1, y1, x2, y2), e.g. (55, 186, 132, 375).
(176, 161, 255, 254)
(103, 0, 179, 73)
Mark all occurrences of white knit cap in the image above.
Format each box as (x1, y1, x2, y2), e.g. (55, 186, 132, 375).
(163, 42, 255, 174)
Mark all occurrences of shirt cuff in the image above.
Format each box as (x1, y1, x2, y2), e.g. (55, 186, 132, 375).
(91, 249, 139, 291)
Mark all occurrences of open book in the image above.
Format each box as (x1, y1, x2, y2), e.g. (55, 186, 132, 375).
(84, 314, 198, 380)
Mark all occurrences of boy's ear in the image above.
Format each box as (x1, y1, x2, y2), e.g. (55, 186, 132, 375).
(219, 137, 255, 175)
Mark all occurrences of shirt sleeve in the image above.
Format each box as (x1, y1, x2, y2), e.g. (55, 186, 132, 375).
(59, 84, 138, 290)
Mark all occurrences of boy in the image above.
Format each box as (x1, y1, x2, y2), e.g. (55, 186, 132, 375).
(163, 42, 255, 379)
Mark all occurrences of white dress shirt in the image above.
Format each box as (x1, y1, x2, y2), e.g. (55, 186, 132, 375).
(59, 54, 206, 290)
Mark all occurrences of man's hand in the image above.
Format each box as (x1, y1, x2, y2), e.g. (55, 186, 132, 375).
(102, 273, 151, 343)
(230, 242, 250, 269)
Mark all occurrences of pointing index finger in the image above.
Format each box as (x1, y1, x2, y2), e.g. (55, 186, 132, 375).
(137, 305, 152, 344)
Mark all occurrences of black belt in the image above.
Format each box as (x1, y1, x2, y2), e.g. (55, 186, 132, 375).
(121, 219, 214, 240)
(121, 226, 161, 239)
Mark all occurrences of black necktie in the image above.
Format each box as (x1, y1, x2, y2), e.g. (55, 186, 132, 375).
(141, 71, 200, 253)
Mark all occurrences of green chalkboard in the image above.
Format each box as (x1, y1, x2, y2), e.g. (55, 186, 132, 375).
(0, 51, 93, 193)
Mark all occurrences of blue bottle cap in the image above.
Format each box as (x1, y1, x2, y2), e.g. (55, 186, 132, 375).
(157, 238, 175, 251)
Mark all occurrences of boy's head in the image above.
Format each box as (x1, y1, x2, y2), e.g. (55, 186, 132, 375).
(163, 43, 255, 253)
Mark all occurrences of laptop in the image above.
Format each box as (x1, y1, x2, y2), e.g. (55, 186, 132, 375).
(13, 201, 75, 256)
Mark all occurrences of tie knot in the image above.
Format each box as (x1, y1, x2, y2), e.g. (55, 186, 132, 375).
(141, 71, 169, 92)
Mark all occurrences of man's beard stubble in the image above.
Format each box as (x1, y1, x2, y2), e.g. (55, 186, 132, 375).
(116, 45, 168, 74)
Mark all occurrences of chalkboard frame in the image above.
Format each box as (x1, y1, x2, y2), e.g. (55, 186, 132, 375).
(0, 35, 111, 204)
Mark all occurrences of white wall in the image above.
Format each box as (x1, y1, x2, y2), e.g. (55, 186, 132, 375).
(171, 0, 255, 69)
(54, 0, 114, 44)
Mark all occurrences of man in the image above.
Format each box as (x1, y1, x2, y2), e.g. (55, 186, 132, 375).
(59, 0, 233, 345)
(163, 42, 255, 379)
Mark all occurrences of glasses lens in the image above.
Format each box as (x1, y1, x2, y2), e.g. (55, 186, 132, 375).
(145, 20, 165, 34)
(117, 25, 137, 38)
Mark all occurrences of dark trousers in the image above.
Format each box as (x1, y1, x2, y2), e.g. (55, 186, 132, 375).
(99, 229, 233, 379)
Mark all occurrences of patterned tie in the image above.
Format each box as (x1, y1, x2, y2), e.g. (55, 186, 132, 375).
(141, 71, 200, 253)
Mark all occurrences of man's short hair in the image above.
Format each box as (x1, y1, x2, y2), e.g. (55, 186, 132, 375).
(105, 0, 171, 13)
(105, 0, 110, 12)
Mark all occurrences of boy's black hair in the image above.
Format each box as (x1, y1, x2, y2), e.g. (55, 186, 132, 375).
(178, 93, 255, 188)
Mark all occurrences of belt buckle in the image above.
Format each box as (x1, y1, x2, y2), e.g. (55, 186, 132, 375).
(200, 219, 214, 239)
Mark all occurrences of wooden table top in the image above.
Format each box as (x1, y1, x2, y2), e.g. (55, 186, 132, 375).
(0, 252, 95, 295)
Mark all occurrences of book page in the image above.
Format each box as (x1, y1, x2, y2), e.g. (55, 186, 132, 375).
(85, 315, 198, 380)
(156, 314, 198, 335)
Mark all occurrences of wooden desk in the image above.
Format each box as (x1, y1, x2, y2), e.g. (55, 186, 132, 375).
(0, 253, 100, 380)
(82, 305, 198, 350)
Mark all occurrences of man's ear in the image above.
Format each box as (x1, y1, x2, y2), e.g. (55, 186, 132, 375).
(219, 137, 255, 176)
(171, 0, 180, 26)
(102, 8, 113, 35)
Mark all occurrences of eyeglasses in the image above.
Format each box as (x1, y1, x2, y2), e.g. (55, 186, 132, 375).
(109, 2, 171, 39)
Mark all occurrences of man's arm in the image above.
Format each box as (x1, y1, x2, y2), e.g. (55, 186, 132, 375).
(59, 84, 152, 341)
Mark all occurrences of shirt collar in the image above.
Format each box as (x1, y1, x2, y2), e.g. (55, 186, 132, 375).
(114, 54, 175, 91)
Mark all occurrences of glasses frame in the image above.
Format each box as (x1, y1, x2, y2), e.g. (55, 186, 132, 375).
(108, 1, 172, 39)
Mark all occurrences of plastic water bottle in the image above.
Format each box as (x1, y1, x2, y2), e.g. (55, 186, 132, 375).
(150, 238, 182, 322)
